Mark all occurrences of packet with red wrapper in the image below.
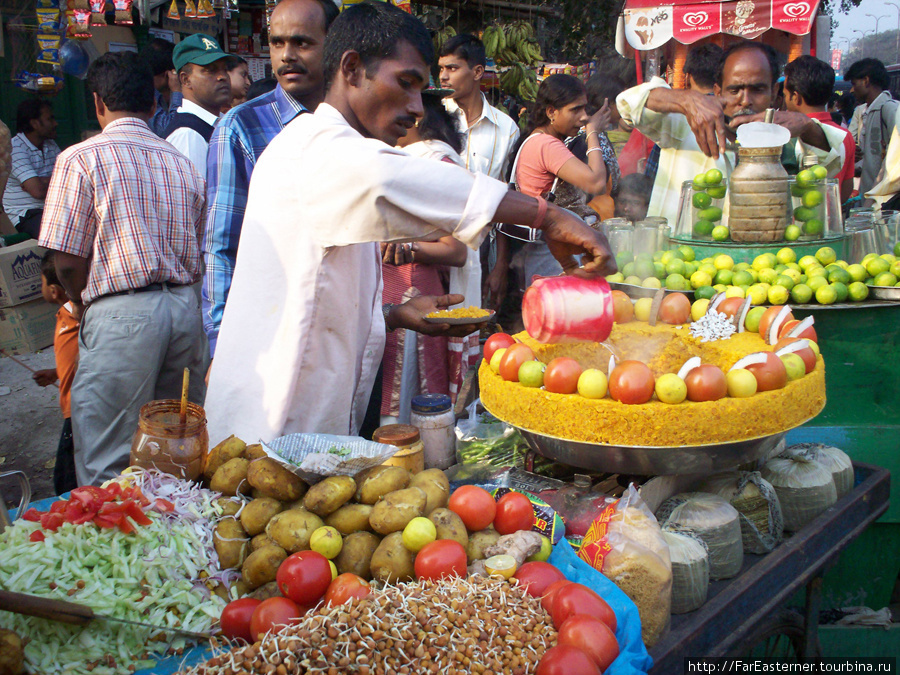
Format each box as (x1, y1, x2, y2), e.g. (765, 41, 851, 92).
(113, 0, 132, 24)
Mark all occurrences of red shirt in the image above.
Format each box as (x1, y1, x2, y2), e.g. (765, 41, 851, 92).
(806, 111, 854, 192)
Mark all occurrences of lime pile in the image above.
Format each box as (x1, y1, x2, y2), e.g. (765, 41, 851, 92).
(691, 168, 728, 242)
(788, 167, 828, 241)
(608, 244, 900, 305)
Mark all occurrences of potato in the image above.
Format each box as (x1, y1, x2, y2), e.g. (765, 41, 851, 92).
(325, 503, 374, 535)
(250, 533, 277, 552)
(241, 498, 284, 536)
(216, 497, 242, 518)
(211, 458, 252, 497)
(214, 517, 249, 569)
(303, 475, 357, 517)
(205, 435, 247, 480)
(356, 466, 411, 505)
(370, 532, 416, 583)
(247, 458, 308, 502)
(466, 527, 501, 562)
(243, 443, 267, 461)
(369, 487, 427, 535)
(286, 499, 308, 510)
(335, 532, 381, 580)
(250, 488, 266, 500)
(409, 469, 450, 514)
(241, 544, 287, 590)
(247, 581, 282, 601)
(266, 509, 324, 552)
(428, 508, 469, 548)
(0, 628, 24, 675)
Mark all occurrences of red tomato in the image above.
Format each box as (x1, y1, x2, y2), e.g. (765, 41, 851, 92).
(249, 597, 301, 641)
(543, 357, 583, 395)
(558, 614, 620, 672)
(551, 583, 617, 632)
(414, 540, 468, 581)
(220, 598, 262, 642)
(448, 485, 496, 531)
(611, 290, 634, 324)
(536, 645, 601, 675)
(498, 343, 535, 382)
(493, 492, 535, 535)
(745, 352, 788, 392)
(324, 573, 371, 606)
(608, 360, 655, 404)
(29, 530, 45, 542)
(774, 337, 817, 373)
(684, 364, 727, 402)
(659, 293, 691, 325)
(513, 562, 565, 598)
(540, 579, 574, 614)
(778, 319, 818, 343)
(276, 551, 333, 605)
(484, 333, 515, 362)
(715, 296, 744, 320)
(758, 306, 793, 340)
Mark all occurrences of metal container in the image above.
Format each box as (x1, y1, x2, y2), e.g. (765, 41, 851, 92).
(0, 471, 31, 533)
(728, 146, 790, 243)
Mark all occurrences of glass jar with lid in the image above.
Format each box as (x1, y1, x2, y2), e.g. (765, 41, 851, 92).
(409, 394, 455, 470)
(373, 424, 425, 474)
(130, 400, 208, 481)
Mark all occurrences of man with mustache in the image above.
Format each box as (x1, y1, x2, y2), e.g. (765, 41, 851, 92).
(165, 34, 231, 180)
(617, 40, 848, 226)
(203, 0, 339, 359)
(203, 1, 615, 445)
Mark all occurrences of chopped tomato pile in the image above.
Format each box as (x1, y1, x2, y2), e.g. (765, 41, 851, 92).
(22, 484, 173, 535)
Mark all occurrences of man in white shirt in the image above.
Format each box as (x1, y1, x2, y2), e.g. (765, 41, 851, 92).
(617, 40, 848, 226)
(205, 2, 614, 445)
(165, 34, 231, 180)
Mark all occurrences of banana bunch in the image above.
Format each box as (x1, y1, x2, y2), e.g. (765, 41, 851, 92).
(499, 63, 538, 101)
(433, 25, 456, 54)
(482, 24, 506, 60)
(501, 21, 543, 66)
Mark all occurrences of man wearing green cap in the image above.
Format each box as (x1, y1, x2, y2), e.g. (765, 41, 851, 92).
(165, 34, 231, 180)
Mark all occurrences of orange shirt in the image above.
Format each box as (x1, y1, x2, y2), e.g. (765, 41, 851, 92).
(515, 134, 576, 197)
(55, 303, 79, 418)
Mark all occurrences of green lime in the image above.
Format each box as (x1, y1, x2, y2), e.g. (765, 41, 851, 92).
(712, 225, 730, 241)
(642, 277, 662, 289)
(832, 281, 849, 303)
(827, 267, 850, 285)
(636, 252, 654, 262)
(693, 220, 714, 236)
(622, 262, 635, 277)
(774, 264, 788, 274)
(752, 253, 776, 271)
(848, 281, 869, 301)
(634, 258, 656, 279)
(652, 249, 664, 262)
(665, 258, 687, 276)
(791, 283, 813, 304)
(690, 270, 713, 289)
(894, 241, 900, 256)
(714, 268, 734, 286)
(624, 275, 643, 285)
(732, 270, 754, 287)
(684, 261, 698, 277)
(606, 272, 625, 283)
(775, 274, 795, 291)
(707, 185, 727, 199)
(746, 284, 768, 305)
(653, 261, 667, 279)
(816, 246, 837, 266)
(699, 262, 718, 277)
(811, 165, 828, 180)
(699, 206, 723, 222)
(801, 189, 823, 208)
(784, 225, 802, 241)
(695, 285, 716, 300)
(768, 284, 790, 305)
(704, 168, 723, 186)
(807, 266, 827, 278)
(883, 253, 897, 263)
(659, 250, 682, 265)
(776, 247, 797, 264)
(758, 268, 778, 285)
(745, 306, 766, 331)
(874, 272, 899, 286)
(803, 218, 824, 236)
(807, 275, 828, 291)
(693, 173, 708, 190)
(782, 268, 801, 284)
(865, 257, 890, 277)
(733, 262, 751, 273)
(616, 250, 634, 267)
(791, 182, 806, 197)
(665, 273, 687, 290)
(678, 245, 696, 262)
(798, 255, 818, 270)
(794, 206, 816, 222)
(692, 192, 712, 209)
(796, 168, 817, 188)
(815, 284, 837, 304)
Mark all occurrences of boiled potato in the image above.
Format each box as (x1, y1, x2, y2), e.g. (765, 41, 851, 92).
(247, 458, 308, 502)
(211, 458, 252, 497)
(241, 544, 287, 590)
(356, 466, 411, 505)
(247, 581, 281, 601)
(0, 628, 24, 675)
(368, 487, 426, 535)
(216, 497, 242, 518)
(205, 435, 247, 480)
(243, 444, 267, 461)
(250, 488, 266, 500)
(335, 532, 381, 580)
(409, 469, 450, 514)
(466, 527, 501, 562)
(325, 503, 374, 535)
(241, 498, 284, 536)
(214, 517, 249, 569)
(370, 532, 416, 583)
(428, 508, 469, 548)
(303, 475, 357, 517)
(250, 533, 278, 552)
(265, 509, 324, 552)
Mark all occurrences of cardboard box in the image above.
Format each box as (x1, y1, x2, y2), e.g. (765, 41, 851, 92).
(0, 298, 57, 355)
(0, 240, 46, 308)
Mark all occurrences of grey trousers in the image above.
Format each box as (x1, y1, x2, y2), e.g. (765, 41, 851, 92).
(71, 284, 209, 486)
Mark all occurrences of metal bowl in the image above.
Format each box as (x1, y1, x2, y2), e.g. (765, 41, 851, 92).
(512, 426, 788, 476)
(870, 286, 900, 302)
(608, 282, 695, 301)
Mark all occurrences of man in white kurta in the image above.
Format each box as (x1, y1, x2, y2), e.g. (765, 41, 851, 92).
(204, 2, 614, 445)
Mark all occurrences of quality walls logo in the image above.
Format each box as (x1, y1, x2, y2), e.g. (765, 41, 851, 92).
(784, 2, 810, 17)
(683, 11, 709, 26)
(674, 3, 721, 42)
(772, 0, 815, 32)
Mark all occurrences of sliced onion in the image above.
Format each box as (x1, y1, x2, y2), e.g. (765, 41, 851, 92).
(766, 305, 793, 345)
(735, 297, 753, 333)
(730, 352, 770, 370)
(786, 315, 815, 339)
(677, 356, 702, 380)
(608, 355, 617, 375)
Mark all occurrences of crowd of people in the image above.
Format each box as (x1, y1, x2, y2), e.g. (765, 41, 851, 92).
(1, 0, 898, 491)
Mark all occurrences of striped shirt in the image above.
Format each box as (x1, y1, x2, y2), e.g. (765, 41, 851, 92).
(2, 132, 60, 225)
(39, 117, 206, 305)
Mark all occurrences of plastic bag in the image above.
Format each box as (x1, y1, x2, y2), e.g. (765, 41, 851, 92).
(578, 484, 672, 648)
(780, 443, 853, 498)
(695, 471, 784, 554)
(761, 456, 836, 532)
(261, 433, 397, 484)
(455, 399, 527, 467)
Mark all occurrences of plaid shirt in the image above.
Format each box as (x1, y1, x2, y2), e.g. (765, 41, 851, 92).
(39, 117, 206, 305)
(203, 84, 305, 354)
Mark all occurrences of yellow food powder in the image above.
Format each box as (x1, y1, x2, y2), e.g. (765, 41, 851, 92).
(427, 306, 491, 319)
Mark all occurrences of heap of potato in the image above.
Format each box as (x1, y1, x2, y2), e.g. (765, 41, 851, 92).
(205, 436, 503, 596)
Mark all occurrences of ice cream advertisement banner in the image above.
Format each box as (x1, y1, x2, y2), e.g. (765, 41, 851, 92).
(673, 4, 722, 44)
(771, 0, 817, 33)
(623, 6, 673, 51)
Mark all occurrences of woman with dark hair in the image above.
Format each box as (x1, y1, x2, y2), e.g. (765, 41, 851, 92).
(380, 87, 471, 420)
(222, 55, 252, 113)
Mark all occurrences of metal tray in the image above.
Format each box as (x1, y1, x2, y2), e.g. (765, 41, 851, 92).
(870, 285, 900, 302)
(608, 282, 695, 300)
(512, 425, 788, 475)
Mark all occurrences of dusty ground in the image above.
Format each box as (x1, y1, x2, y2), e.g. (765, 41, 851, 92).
(0, 349, 61, 507)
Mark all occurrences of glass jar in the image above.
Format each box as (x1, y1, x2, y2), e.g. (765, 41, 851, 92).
(373, 424, 425, 474)
(634, 217, 670, 258)
(728, 146, 790, 243)
(130, 400, 208, 481)
(410, 394, 456, 470)
(602, 218, 633, 258)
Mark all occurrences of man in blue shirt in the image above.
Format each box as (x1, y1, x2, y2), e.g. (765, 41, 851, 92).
(203, 0, 339, 357)
(141, 38, 183, 138)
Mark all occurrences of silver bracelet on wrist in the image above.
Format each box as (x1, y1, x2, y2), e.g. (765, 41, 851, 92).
(383, 303, 396, 332)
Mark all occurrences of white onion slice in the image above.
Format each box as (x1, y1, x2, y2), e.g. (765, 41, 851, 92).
(775, 339, 810, 356)
(677, 356, 702, 380)
(730, 352, 770, 370)
(786, 315, 815, 339)
(766, 305, 793, 345)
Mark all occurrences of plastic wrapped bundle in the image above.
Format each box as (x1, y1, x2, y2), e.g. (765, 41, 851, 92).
(662, 530, 709, 614)
(761, 456, 837, 531)
(656, 493, 743, 580)
(695, 471, 784, 554)
(780, 443, 854, 498)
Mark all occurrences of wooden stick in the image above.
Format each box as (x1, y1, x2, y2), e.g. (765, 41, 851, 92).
(180, 368, 189, 425)
(0, 349, 59, 388)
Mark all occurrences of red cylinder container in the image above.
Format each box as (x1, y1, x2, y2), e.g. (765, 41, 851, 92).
(522, 276, 614, 344)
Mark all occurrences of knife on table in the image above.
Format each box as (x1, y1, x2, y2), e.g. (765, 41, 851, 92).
(0, 589, 213, 640)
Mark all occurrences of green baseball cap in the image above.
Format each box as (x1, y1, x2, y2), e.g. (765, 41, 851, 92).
(173, 34, 229, 71)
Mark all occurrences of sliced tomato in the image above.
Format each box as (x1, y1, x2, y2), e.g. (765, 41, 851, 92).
(116, 517, 135, 534)
(41, 512, 65, 531)
(94, 516, 118, 529)
(64, 500, 95, 525)
(49, 500, 67, 514)
(29, 530, 46, 542)
(131, 489, 150, 507)
(22, 508, 42, 522)
(105, 483, 123, 498)
(153, 499, 175, 513)
(124, 501, 152, 526)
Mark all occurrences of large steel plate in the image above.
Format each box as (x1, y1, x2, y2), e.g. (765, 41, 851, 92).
(870, 286, 900, 302)
(609, 282, 694, 300)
